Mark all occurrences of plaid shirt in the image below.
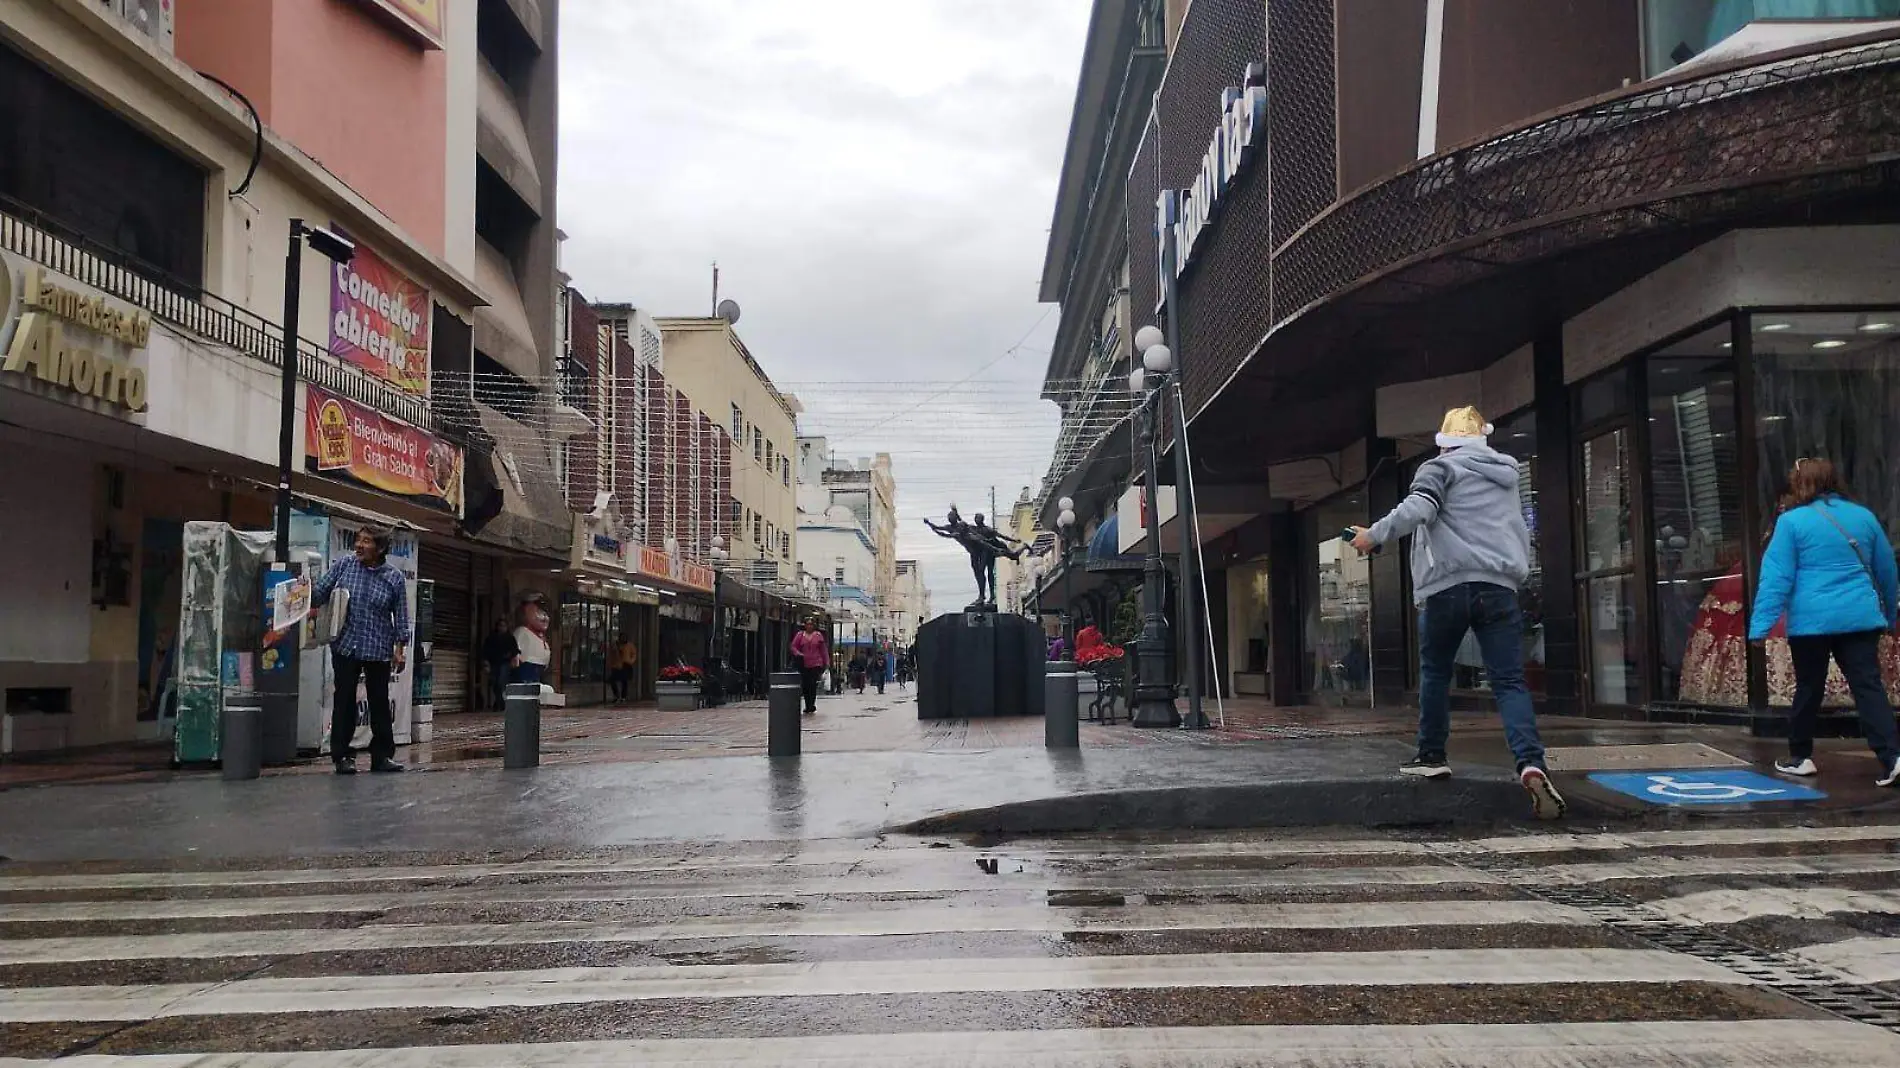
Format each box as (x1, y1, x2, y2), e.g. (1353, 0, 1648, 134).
(312, 556, 410, 661)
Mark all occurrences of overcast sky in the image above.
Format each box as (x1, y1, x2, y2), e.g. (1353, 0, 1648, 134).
(558, 0, 1088, 613)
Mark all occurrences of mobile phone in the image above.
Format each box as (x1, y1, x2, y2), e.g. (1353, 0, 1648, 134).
(1341, 527, 1380, 554)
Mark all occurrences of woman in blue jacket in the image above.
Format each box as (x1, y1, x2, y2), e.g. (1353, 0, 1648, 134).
(1748, 458, 1900, 785)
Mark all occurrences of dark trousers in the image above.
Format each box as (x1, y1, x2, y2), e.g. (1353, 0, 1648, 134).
(610, 667, 634, 702)
(1417, 582, 1545, 770)
(798, 665, 822, 712)
(1787, 630, 1900, 768)
(332, 649, 394, 762)
(487, 661, 511, 712)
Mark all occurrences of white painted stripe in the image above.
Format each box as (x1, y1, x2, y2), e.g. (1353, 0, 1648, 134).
(1653, 886, 1900, 926)
(9, 823, 1898, 893)
(0, 949, 1744, 1022)
(0, 899, 1589, 965)
(0, 865, 1503, 923)
(1418, 0, 1446, 159)
(1, 1020, 1895, 1068)
(1539, 853, 1900, 885)
(1795, 936, 1900, 984)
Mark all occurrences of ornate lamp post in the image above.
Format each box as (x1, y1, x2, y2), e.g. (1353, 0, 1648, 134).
(1056, 498, 1078, 651)
(707, 535, 729, 706)
(1128, 327, 1180, 728)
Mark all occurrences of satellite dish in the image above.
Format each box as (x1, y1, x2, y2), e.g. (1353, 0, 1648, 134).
(716, 299, 742, 325)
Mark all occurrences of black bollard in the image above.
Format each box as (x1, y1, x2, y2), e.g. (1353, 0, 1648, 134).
(1044, 660, 1078, 749)
(504, 682, 541, 769)
(768, 670, 802, 757)
(221, 702, 263, 780)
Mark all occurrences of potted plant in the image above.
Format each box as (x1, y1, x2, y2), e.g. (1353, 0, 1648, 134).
(655, 663, 704, 711)
(1073, 625, 1126, 720)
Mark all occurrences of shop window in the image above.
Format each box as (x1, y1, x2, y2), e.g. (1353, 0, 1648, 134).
(1647, 328, 1745, 706)
(1580, 428, 1639, 706)
(1309, 491, 1371, 706)
(1749, 310, 1900, 705)
(1644, 0, 1900, 76)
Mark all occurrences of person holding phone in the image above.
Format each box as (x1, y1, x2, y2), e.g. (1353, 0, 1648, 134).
(1347, 406, 1563, 819)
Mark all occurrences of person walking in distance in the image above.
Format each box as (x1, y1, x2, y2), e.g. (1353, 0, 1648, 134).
(311, 526, 409, 775)
(1348, 406, 1565, 819)
(608, 633, 638, 703)
(481, 618, 518, 712)
(1749, 457, 1900, 785)
(869, 647, 888, 695)
(790, 618, 829, 715)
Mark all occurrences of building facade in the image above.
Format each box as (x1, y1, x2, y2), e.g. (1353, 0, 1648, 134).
(798, 505, 879, 649)
(890, 559, 932, 647)
(1041, 0, 1900, 733)
(0, 0, 575, 751)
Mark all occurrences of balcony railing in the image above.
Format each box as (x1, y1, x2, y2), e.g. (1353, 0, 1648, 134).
(0, 194, 447, 436)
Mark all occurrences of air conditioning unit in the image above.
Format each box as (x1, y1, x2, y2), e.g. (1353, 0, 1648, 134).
(112, 0, 175, 53)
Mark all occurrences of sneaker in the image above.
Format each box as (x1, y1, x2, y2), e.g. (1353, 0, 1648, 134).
(1775, 757, 1819, 777)
(1520, 765, 1567, 820)
(1401, 754, 1451, 779)
(333, 757, 357, 776)
(1878, 759, 1900, 789)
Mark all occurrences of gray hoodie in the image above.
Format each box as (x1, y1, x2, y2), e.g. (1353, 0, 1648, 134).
(1369, 444, 1532, 605)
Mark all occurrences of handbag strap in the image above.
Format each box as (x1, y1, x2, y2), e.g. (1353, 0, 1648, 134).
(1810, 500, 1887, 614)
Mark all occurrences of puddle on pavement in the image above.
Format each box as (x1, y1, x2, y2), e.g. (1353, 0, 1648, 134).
(660, 945, 796, 966)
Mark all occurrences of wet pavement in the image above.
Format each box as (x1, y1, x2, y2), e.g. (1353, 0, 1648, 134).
(4, 825, 1900, 1064)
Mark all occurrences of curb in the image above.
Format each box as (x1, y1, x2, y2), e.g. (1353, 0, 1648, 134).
(892, 776, 1591, 836)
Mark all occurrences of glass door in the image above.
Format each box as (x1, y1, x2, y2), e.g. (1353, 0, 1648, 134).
(1577, 426, 1642, 711)
(1309, 491, 1372, 708)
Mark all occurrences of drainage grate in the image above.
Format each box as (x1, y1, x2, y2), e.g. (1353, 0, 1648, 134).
(1454, 851, 1900, 1032)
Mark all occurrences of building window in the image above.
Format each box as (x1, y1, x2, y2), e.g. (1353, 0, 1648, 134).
(731, 498, 743, 524)
(835, 566, 845, 582)
(1749, 309, 1900, 706)
(781, 532, 790, 557)
(731, 404, 743, 438)
(753, 428, 764, 462)
(1642, 0, 1900, 76)
(782, 457, 791, 486)
(766, 440, 776, 470)
(753, 514, 763, 544)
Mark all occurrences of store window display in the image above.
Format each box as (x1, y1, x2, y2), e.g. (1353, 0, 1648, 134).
(1751, 311, 1900, 704)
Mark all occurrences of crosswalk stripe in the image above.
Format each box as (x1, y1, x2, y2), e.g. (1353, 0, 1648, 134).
(7, 823, 1895, 893)
(1794, 936, 1900, 984)
(2, 1020, 1897, 1067)
(0, 899, 1592, 965)
(0, 865, 1506, 923)
(0, 949, 1746, 1022)
(1537, 853, 1900, 884)
(1652, 886, 1900, 925)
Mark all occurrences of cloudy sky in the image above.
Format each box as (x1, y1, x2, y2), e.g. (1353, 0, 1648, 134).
(558, 0, 1088, 611)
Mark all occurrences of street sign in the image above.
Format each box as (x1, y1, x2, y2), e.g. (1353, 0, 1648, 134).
(1588, 769, 1826, 806)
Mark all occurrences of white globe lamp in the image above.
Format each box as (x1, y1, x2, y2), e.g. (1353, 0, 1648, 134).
(1128, 367, 1146, 392)
(1134, 325, 1165, 353)
(1142, 344, 1173, 374)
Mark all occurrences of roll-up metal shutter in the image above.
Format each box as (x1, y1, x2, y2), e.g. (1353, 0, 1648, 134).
(420, 542, 475, 715)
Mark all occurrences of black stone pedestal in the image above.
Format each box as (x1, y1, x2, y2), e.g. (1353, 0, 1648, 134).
(917, 610, 1045, 719)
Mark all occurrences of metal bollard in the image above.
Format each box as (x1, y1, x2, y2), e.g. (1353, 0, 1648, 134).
(1044, 661, 1079, 749)
(221, 703, 263, 780)
(768, 670, 802, 758)
(504, 682, 541, 769)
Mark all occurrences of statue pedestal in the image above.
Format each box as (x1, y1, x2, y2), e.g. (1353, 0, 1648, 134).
(916, 609, 1044, 720)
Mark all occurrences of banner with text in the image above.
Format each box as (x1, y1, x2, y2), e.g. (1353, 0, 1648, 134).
(305, 385, 463, 515)
(329, 236, 430, 395)
(633, 546, 715, 593)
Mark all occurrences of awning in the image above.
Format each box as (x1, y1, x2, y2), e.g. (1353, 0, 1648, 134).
(1086, 514, 1144, 573)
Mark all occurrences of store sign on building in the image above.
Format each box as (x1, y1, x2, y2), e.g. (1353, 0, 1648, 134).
(633, 545, 715, 593)
(330, 233, 431, 395)
(1164, 62, 1268, 286)
(305, 384, 464, 515)
(0, 255, 151, 413)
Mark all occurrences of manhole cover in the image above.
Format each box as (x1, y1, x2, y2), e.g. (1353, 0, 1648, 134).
(1543, 742, 1749, 771)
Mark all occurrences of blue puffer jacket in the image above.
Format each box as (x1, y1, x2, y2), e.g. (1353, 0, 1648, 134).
(1748, 496, 1899, 640)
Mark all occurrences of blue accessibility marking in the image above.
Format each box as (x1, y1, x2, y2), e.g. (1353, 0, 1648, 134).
(1588, 769, 1826, 806)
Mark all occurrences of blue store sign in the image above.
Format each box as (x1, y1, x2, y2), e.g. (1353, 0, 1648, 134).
(1588, 769, 1826, 806)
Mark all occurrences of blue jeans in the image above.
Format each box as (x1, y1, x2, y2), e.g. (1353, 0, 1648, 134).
(1418, 582, 1545, 770)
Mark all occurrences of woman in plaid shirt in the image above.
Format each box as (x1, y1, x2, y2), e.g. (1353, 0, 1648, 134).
(311, 526, 410, 775)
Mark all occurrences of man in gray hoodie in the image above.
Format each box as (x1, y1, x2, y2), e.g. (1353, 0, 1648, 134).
(1349, 406, 1565, 819)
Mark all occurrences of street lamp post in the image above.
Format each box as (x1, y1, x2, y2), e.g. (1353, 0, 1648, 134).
(273, 219, 356, 562)
(1056, 499, 1077, 652)
(1128, 330, 1180, 728)
(1157, 191, 1209, 730)
(707, 536, 729, 706)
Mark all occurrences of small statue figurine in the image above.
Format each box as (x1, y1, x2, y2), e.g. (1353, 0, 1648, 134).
(924, 505, 1026, 609)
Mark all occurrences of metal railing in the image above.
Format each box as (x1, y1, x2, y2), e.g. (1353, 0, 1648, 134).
(0, 195, 449, 436)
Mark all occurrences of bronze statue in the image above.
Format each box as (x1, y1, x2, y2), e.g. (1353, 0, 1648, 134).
(924, 505, 1025, 609)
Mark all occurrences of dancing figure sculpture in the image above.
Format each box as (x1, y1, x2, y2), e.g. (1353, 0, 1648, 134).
(924, 505, 1026, 609)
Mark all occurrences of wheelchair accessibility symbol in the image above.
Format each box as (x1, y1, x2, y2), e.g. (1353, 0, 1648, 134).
(1587, 769, 1827, 807)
